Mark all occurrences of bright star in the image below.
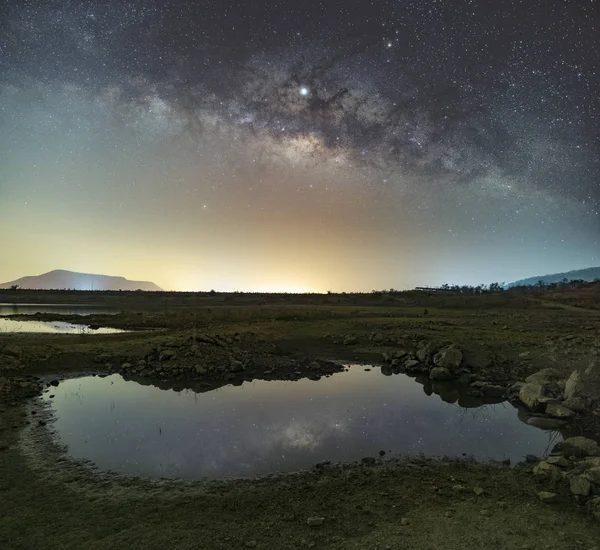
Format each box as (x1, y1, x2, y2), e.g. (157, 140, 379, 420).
(299, 86, 309, 96)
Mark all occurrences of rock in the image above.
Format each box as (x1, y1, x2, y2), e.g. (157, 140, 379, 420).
(473, 487, 484, 496)
(417, 341, 441, 363)
(229, 358, 245, 372)
(94, 354, 112, 364)
(343, 336, 357, 345)
(306, 517, 324, 527)
(49, 379, 59, 387)
(537, 491, 559, 504)
(533, 461, 563, 481)
(526, 417, 566, 430)
(452, 484, 466, 492)
(121, 362, 132, 370)
(507, 382, 525, 399)
(559, 437, 600, 458)
(525, 368, 563, 385)
(433, 347, 463, 371)
(404, 359, 422, 371)
(545, 403, 575, 418)
(430, 366, 453, 380)
(519, 351, 531, 358)
(361, 456, 376, 466)
(546, 456, 569, 468)
(585, 467, 600, 484)
(482, 385, 505, 398)
(519, 383, 548, 410)
(400, 517, 410, 526)
(564, 370, 582, 400)
(525, 454, 538, 464)
(570, 475, 592, 496)
(244, 542, 257, 548)
(562, 396, 589, 413)
(159, 350, 177, 361)
(194, 366, 206, 375)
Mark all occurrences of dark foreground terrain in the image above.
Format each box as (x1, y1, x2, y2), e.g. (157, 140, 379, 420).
(1, 286, 600, 549)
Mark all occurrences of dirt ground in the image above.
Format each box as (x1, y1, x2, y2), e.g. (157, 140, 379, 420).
(1, 287, 600, 549)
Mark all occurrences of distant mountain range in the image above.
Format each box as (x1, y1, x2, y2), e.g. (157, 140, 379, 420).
(0, 270, 162, 291)
(507, 266, 600, 288)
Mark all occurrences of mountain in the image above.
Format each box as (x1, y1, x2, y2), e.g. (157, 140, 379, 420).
(507, 266, 600, 288)
(0, 270, 162, 291)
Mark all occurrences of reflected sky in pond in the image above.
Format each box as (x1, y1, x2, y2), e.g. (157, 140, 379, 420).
(0, 304, 118, 316)
(42, 367, 560, 479)
(0, 318, 125, 333)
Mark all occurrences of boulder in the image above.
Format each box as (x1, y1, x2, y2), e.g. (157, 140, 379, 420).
(525, 368, 563, 385)
(519, 383, 547, 410)
(430, 367, 453, 380)
(343, 336, 357, 346)
(546, 456, 569, 468)
(433, 346, 463, 371)
(526, 417, 566, 430)
(570, 475, 592, 496)
(559, 437, 600, 458)
(417, 341, 441, 363)
(585, 467, 600, 484)
(404, 359, 423, 372)
(545, 403, 575, 418)
(306, 517, 325, 527)
(533, 461, 563, 481)
(229, 358, 245, 372)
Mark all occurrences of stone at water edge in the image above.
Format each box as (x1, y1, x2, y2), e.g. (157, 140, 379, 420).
(570, 475, 592, 496)
(545, 455, 569, 468)
(519, 383, 547, 410)
(558, 437, 600, 458)
(524, 368, 563, 385)
(432, 346, 463, 371)
(429, 366, 453, 380)
(545, 403, 575, 418)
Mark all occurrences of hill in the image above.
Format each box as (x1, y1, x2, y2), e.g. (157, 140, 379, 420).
(0, 270, 162, 291)
(507, 266, 600, 288)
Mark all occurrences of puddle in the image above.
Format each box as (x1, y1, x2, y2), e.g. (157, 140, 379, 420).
(0, 303, 118, 316)
(41, 367, 561, 479)
(0, 303, 122, 333)
(0, 319, 125, 334)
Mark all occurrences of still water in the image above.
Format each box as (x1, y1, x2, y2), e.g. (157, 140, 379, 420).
(0, 303, 118, 316)
(0, 303, 121, 333)
(0, 318, 125, 334)
(42, 367, 560, 479)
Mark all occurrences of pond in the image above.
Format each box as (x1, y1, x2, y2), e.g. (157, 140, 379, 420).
(41, 366, 561, 479)
(0, 318, 126, 334)
(0, 303, 118, 316)
(0, 303, 122, 333)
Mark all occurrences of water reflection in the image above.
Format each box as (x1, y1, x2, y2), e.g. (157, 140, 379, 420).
(0, 303, 118, 316)
(42, 366, 561, 479)
(0, 318, 125, 334)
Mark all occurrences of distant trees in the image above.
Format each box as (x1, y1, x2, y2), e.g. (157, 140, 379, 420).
(9, 284, 19, 290)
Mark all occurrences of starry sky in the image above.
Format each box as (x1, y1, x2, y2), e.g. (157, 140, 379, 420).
(1, 0, 598, 292)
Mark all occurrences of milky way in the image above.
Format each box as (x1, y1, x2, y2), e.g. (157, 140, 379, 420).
(1, 0, 598, 291)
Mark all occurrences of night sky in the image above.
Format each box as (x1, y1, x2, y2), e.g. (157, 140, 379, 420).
(1, 0, 598, 291)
